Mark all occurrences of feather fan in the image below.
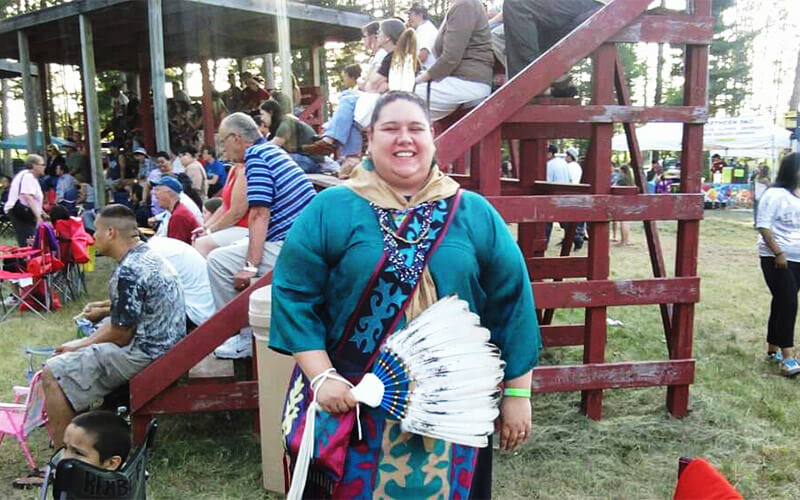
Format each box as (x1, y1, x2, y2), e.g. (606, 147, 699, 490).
(351, 295, 506, 447)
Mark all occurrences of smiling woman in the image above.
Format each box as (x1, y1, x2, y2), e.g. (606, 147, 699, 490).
(269, 91, 541, 498)
(365, 92, 436, 195)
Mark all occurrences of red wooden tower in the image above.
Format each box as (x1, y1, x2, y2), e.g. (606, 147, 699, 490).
(434, 0, 709, 419)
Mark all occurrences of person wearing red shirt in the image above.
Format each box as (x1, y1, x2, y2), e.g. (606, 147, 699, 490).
(153, 176, 199, 244)
(711, 153, 727, 175)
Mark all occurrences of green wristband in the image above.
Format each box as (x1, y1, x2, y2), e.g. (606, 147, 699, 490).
(503, 387, 532, 398)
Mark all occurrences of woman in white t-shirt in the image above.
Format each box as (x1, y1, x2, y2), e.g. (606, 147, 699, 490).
(3, 155, 45, 246)
(753, 164, 770, 226)
(756, 153, 800, 377)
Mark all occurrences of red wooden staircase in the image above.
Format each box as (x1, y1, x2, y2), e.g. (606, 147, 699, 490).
(128, 0, 711, 441)
(434, 0, 711, 419)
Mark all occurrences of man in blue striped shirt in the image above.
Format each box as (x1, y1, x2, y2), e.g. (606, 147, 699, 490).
(208, 112, 316, 358)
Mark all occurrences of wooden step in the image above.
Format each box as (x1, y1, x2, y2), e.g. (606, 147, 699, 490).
(188, 354, 234, 380)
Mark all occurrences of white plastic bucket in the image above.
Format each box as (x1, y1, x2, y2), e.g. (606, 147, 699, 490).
(249, 285, 295, 493)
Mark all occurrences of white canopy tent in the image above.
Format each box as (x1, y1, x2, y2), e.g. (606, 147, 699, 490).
(612, 116, 792, 160)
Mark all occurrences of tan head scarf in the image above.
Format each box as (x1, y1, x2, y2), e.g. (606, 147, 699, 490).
(345, 161, 460, 320)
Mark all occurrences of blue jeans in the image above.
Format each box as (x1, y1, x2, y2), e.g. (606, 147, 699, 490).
(325, 93, 362, 157)
(289, 153, 321, 174)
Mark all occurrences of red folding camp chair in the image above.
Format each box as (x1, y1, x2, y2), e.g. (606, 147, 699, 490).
(0, 226, 63, 321)
(54, 216, 94, 301)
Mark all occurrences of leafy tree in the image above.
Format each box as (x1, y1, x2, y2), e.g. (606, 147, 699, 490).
(708, 0, 758, 115)
(617, 43, 647, 98)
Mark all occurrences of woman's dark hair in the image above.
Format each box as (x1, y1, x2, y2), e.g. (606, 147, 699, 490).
(260, 99, 284, 137)
(369, 91, 430, 128)
(620, 163, 634, 186)
(177, 145, 197, 157)
(409, 2, 430, 20)
(202, 145, 216, 158)
(343, 64, 362, 80)
(774, 153, 800, 192)
(130, 181, 143, 202)
(381, 19, 406, 44)
(362, 21, 380, 36)
(175, 172, 203, 208)
(49, 204, 70, 223)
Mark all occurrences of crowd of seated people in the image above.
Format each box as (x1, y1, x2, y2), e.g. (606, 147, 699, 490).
(299, 1, 504, 176)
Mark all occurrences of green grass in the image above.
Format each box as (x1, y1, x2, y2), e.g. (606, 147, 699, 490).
(1, 210, 797, 499)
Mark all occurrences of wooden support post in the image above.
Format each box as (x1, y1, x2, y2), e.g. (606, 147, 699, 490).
(37, 63, 52, 150)
(46, 65, 57, 139)
(476, 127, 502, 196)
(276, 0, 293, 109)
(580, 43, 616, 420)
(1, 79, 10, 175)
(199, 33, 215, 147)
(182, 64, 191, 96)
(613, 50, 673, 338)
(138, 49, 156, 154)
(311, 44, 328, 119)
(79, 14, 105, 208)
(148, 0, 169, 153)
(311, 45, 322, 87)
(18, 31, 38, 154)
(517, 140, 548, 260)
(262, 54, 275, 88)
(667, 42, 707, 418)
(200, 60, 215, 147)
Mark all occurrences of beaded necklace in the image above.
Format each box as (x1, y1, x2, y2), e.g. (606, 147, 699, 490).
(370, 201, 437, 284)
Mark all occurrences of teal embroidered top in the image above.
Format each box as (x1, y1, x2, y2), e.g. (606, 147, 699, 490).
(269, 186, 541, 380)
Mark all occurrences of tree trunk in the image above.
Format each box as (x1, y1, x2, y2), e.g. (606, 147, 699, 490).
(790, 46, 800, 111)
(653, 0, 667, 106)
(1, 79, 10, 176)
(183, 64, 191, 97)
(654, 43, 664, 105)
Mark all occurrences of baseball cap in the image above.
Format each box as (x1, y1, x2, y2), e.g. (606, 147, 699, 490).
(133, 147, 148, 156)
(151, 175, 182, 194)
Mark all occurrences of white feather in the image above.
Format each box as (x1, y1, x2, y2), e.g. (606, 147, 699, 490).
(351, 295, 507, 448)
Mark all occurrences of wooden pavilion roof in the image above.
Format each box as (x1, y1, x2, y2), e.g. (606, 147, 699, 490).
(0, 0, 371, 71)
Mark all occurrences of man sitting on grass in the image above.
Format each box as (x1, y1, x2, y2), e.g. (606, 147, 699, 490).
(42, 204, 185, 448)
(62, 411, 131, 471)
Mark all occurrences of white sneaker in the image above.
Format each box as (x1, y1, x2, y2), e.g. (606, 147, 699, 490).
(214, 329, 253, 359)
